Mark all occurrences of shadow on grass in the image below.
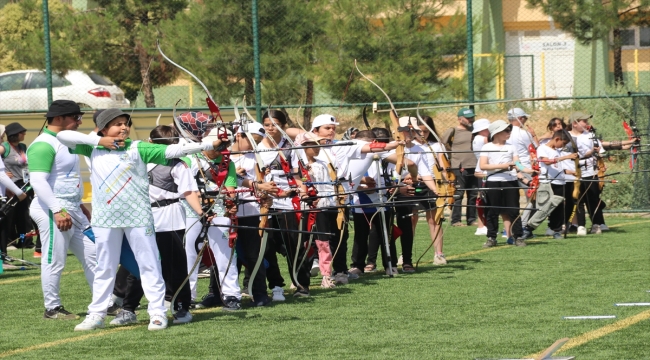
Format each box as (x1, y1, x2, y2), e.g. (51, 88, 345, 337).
(0, 267, 40, 280)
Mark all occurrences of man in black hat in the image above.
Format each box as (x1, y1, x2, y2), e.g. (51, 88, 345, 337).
(27, 99, 96, 320)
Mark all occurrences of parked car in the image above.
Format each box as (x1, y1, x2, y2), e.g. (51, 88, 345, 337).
(0, 70, 130, 111)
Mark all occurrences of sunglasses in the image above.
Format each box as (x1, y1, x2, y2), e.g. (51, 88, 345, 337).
(66, 115, 83, 122)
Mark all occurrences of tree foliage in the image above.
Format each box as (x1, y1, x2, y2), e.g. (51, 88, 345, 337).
(526, 0, 650, 85)
(158, 0, 325, 107)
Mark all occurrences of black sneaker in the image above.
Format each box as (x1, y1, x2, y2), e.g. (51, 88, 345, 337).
(189, 300, 198, 309)
(253, 295, 272, 307)
(293, 289, 310, 298)
(222, 296, 241, 311)
(44, 306, 79, 320)
(195, 293, 223, 309)
(520, 228, 534, 240)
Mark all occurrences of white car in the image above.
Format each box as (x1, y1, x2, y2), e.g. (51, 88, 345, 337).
(0, 69, 130, 111)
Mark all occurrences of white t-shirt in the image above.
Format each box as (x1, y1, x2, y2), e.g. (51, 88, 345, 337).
(473, 135, 487, 173)
(232, 153, 262, 217)
(561, 138, 577, 182)
(480, 143, 517, 182)
(258, 139, 297, 210)
(148, 160, 197, 232)
(386, 144, 432, 181)
(305, 159, 336, 209)
(506, 125, 534, 168)
(576, 131, 597, 177)
(537, 144, 565, 185)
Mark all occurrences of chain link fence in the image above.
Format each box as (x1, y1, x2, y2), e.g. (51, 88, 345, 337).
(1, 0, 650, 208)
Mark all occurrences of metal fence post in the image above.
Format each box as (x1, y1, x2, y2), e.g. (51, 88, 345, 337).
(466, 0, 474, 109)
(42, 0, 53, 107)
(251, 0, 262, 122)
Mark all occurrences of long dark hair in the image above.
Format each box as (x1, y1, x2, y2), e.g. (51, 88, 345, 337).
(150, 125, 179, 145)
(421, 116, 439, 143)
(547, 117, 566, 131)
(262, 110, 288, 126)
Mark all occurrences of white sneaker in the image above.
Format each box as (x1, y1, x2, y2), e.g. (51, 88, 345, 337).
(590, 224, 602, 234)
(397, 255, 403, 266)
(271, 286, 285, 302)
(334, 273, 349, 285)
(433, 254, 447, 265)
(310, 258, 320, 277)
(474, 227, 487, 236)
(148, 314, 168, 331)
(74, 314, 105, 331)
(197, 268, 211, 279)
(321, 276, 336, 289)
(172, 309, 193, 324)
(109, 309, 137, 326)
(600, 224, 609, 231)
(544, 227, 554, 236)
(577, 226, 587, 236)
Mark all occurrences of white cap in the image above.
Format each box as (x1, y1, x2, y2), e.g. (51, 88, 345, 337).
(398, 116, 418, 128)
(310, 114, 339, 130)
(238, 121, 266, 138)
(488, 120, 511, 137)
(295, 132, 326, 146)
(507, 108, 530, 119)
(472, 119, 490, 133)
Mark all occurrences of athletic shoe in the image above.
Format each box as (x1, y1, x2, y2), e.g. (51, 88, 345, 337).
(293, 289, 310, 297)
(197, 268, 211, 279)
(148, 314, 168, 330)
(310, 258, 320, 277)
(7, 246, 17, 251)
(106, 295, 124, 316)
(109, 309, 137, 325)
(240, 289, 250, 298)
(189, 300, 198, 309)
(520, 229, 534, 240)
(347, 271, 359, 280)
(402, 264, 416, 273)
(172, 309, 193, 324)
(553, 232, 563, 240)
(600, 224, 609, 231)
(33, 251, 42, 258)
(514, 238, 527, 247)
(271, 287, 285, 301)
(506, 237, 515, 245)
(348, 267, 362, 275)
(321, 276, 336, 289)
(253, 295, 272, 307)
(577, 226, 587, 236)
(397, 254, 404, 266)
(385, 267, 399, 276)
(222, 296, 241, 311)
(483, 238, 497, 248)
(545, 227, 554, 236)
(474, 227, 488, 236)
(74, 314, 105, 331)
(194, 293, 223, 309)
(590, 224, 602, 235)
(433, 254, 447, 265)
(43, 306, 79, 320)
(334, 273, 349, 285)
(501, 229, 507, 238)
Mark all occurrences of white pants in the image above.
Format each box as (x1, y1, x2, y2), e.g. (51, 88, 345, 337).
(184, 217, 203, 300)
(208, 217, 241, 299)
(30, 205, 96, 310)
(89, 226, 166, 317)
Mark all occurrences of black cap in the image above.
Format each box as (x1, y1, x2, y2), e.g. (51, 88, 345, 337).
(5, 122, 27, 137)
(44, 100, 85, 118)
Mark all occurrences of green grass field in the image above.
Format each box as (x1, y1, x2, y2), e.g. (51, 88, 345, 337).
(1, 216, 649, 359)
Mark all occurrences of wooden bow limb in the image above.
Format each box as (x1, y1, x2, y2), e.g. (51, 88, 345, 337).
(378, 96, 559, 113)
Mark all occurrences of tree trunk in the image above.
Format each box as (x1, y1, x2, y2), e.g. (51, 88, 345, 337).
(303, 79, 314, 129)
(612, 28, 625, 86)
(135, 41, 155, 107)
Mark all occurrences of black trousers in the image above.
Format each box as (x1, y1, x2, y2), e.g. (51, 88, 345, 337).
(269, 210, 311, 289)
(353, 210, 396, 270)
(123, 229, 191, 312)
(577, 175, 605, 226)
(1, 181, 39, 252)
(548, 183, 575, 231)
(237, 216, 268, 300)
(395, 205, 416, 266)
(484, 180, 522, 239)
(451, 168, 477, 225)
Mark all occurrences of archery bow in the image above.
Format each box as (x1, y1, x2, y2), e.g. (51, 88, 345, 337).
(564, 129, 581, 239)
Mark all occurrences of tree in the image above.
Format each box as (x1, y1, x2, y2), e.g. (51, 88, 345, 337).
(526, 0, 650, 86)
(158, 0, 325, 111)
(2, 0, 188, 107)
(318, 0, 471, 110)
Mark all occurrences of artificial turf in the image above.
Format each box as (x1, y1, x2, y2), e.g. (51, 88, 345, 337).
(1, 216, 649, 359)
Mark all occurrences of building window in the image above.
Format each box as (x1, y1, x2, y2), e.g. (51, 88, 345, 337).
(614, 27, 650, 48)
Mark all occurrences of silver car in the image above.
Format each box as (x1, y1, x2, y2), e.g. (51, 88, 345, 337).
(0, 70, 130, 111)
